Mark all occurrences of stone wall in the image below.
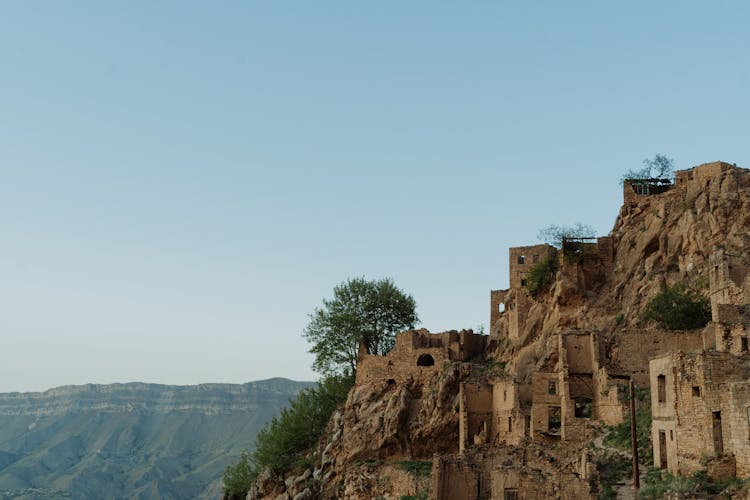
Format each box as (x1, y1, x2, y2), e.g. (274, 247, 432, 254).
(432, 452, 594, 500)
(492, 379, 526, 446)
(508, 244, 557, 290)
(355, 329, 486, 386)
(608, 329, 706, 386)
(459, 382, 493, 453)
(650, 351, 750, 477)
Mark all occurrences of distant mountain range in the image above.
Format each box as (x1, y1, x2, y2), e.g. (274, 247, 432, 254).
(0, 378, 313, 499)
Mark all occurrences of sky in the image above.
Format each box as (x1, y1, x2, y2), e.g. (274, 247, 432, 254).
(1, 2, 749, 392)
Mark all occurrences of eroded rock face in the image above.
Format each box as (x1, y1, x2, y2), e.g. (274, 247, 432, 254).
(252, 365, 468, 499)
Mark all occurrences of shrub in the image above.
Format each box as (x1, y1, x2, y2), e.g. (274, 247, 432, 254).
(400, 492, 428, 500)
(222, 451, 256, 498)
(642, 284, 711, 330)
(399, 461, 432, 477)
(526, 254, 558, 296)
(595, 451, 630, 500)
(252, 374, 353, 474)
(639, 468, 747, 499)
(603, 388, 652, 465)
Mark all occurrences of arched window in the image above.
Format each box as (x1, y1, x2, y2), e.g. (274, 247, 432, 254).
(417, 354, 435, 366)
(386, 378, 396, 387)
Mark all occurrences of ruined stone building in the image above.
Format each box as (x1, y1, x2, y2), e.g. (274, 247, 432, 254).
(355, 328, 486, 387)
(650, 185, 750, 480)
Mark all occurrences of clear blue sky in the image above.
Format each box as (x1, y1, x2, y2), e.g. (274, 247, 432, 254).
(1, 2, 748, 392)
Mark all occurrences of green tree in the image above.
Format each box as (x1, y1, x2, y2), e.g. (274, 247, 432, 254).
(222, 451, 256, 498)
(620, 154, 675, 184)
(642, 284, 711, 330)
(252, 375, 353, 473)
(303, 277, 419, 377)
(537, 223, 596, 248)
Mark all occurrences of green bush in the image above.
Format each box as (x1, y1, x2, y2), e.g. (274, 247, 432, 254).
(222, 451, 256, 498)
(639, 468, 746, 499)
(252, 374, 353, 474)
(595, 451, 631, 499)
(399, 461, 432, 477)
(400, 492, 428, 500)
(526, 253, 558, 296)
(603, 388, 652, 465)
(642, 284, 711, 330)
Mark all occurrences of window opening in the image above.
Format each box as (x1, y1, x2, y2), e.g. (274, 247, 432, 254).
(574, 397, 593, 418)
(417, 354, 434, 366)
(548, 406, 561, 434)
(713, 411, 723, 454)
(517, 255, 525, 265)
(692, 386, 701, 397)
(657, 374, 666, 403)
(659, 430, 668, 469)
(548, 381, 557, 395)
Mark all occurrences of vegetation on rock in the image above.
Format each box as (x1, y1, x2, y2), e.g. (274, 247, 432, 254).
(537, 223, 596, 248)
(603, 387, 652, 464)
(304, 277, 419, 377)
(525, 253, 558, 296)
(642, 284, 711, 330)
(620, 153, 675, 183)
(639, 467, 747, 499)
(222, 452, 255, 498)
(253, 374, 353, 474)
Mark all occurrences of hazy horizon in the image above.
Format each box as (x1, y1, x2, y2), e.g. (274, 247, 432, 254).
(3, 1, 749, 392)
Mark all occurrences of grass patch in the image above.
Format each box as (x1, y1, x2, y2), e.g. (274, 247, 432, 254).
(401, 492, 428, 500)
(603, 388, 652, 465)
(639, 468, 747, 499)
(399, 461, 432, 477)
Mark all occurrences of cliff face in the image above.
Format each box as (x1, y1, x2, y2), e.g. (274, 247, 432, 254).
(250, 162, 750, 500)
(0, 378, 311, 500)
(498, 162, 750, 384)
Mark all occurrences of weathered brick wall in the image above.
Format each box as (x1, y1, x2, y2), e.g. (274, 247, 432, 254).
(561, 333, 594, 374)
(356, 329, 485, 386)
(507, 288, 531, 342)
(530, 372, 562, 436)
(710, 248, 749, 320)
(508, 244, 556, 289)
(726, 383, 750, 476)
(610, 329, 705, 386)
(489, 289, 506, 334)
(651, 351, 750, 477)
(431, 456, 478, 500)
(459, 382, 493, 452)
(492, 380, 526, 445)
(650, 354, 681, 473)
(597, 236, 614, 270)
(433, 455, 594, 500)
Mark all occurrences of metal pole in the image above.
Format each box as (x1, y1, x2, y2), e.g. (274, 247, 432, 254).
(630, 379, 640, 491)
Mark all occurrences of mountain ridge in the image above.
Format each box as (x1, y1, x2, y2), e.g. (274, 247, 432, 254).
(0, 378, 312, 499)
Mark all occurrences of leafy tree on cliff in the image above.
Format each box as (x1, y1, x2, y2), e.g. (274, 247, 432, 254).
(537, 222, 596, 248)
(303, 277, 419, 377)
(620, 154, 675, 184)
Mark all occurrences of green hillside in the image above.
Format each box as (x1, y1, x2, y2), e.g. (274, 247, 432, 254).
(0, 378, 312, 499)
